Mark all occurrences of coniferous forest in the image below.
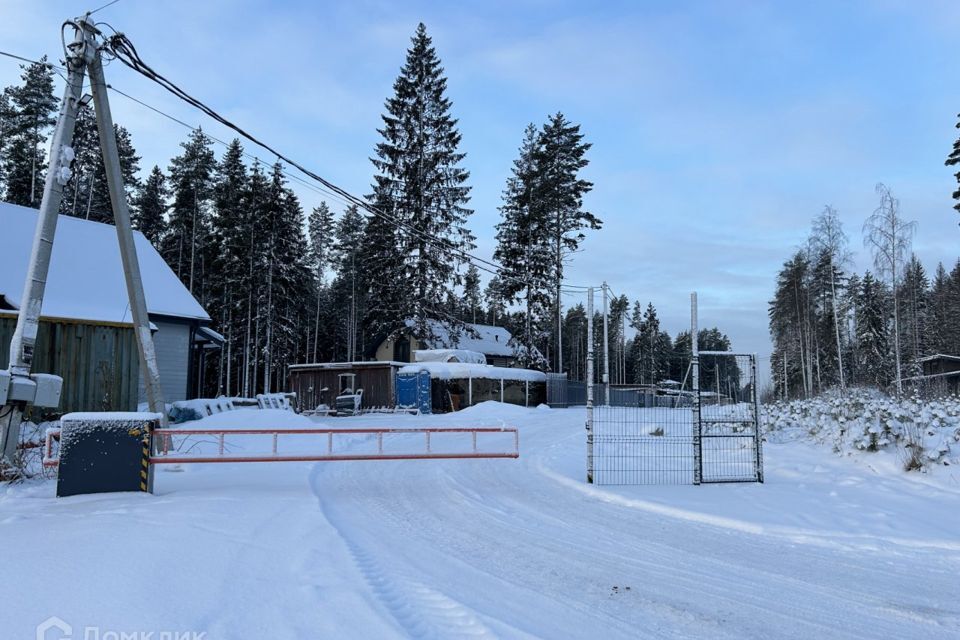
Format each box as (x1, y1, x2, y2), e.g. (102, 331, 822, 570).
(8, 24, 958, 401)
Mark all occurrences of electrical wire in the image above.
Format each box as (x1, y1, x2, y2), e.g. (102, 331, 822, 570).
(0, 43, 596, 295)
(98, 30, 596, 294)
(89, 0, 123, 16)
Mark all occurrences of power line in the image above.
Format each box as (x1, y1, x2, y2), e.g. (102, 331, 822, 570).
(0, 43, 596, 295)
(98, 30, 599, 294)
(89, 0, 123, 16)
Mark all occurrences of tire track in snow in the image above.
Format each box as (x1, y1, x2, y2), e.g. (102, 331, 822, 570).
(310, 463, 500, 640)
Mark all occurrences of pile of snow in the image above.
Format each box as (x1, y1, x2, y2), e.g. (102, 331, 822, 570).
(414, 349, 486, 364)
(761, 388, 960, 469)
(399, 361, 546, 382)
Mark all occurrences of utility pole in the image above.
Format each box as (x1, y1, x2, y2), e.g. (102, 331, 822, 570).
(87, 30, 166, 416)
(1, 16, 167, 472)
(602, 282, 610, 406)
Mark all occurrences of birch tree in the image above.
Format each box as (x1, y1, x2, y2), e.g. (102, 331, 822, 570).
(863, 183, 916, 395)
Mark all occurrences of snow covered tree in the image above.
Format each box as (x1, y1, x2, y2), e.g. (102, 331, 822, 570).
(809, 206, 850, 389)
(856, 271, 892, 388)
(462, 264, 482, 324)
(483, 277, 507, 327)
(365, 23, 474, 341)
(332, 204, 367, 361)
(863, 183, 916, 395)
(0, 89, 16, 192)
(308, 202, 335, 361)
(257, 163, 311, 392)
(2, 58, 56, 206)
(206, 140, 250, 395)
(898, 255, 929, 377)
(535, 113, 599, 369)
(495, 123, 553, 363)
(926, 263, 955, 356)
(769, 251, 814, 398)
(162, 128, 217, 301)
(133, 165, 167, 248)
(946, 112, 960, 217)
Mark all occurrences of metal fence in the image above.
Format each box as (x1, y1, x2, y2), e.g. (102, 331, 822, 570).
(590, 352, 762, 485)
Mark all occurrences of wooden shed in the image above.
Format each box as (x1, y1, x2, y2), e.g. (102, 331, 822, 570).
(1, 203, 221, 413)
(288, 361, 406, 412)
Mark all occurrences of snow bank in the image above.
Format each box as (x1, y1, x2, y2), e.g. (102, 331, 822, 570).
(399, 361, 546, 382)
(175, 408, 320, 430)
(762, 388, 960, 470)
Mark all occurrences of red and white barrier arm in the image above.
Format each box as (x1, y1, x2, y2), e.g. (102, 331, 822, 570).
(149, 426, 520, 464)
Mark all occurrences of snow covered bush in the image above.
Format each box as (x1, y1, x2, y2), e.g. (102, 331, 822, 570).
(761, 388, 960, 471)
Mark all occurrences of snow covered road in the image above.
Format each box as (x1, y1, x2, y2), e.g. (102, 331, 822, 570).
(2, 404, 959, 639)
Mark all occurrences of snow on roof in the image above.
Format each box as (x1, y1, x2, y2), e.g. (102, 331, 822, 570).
(0, 202, 209, 324)
(415, 349, 486, 364)
(415, 320, 514, 357)
(399, 361, 546, 382)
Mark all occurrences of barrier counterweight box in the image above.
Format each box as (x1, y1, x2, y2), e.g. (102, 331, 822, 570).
(56, 412, 162, 498)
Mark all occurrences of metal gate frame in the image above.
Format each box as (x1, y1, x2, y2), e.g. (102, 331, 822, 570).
(696, 352, 763, 484)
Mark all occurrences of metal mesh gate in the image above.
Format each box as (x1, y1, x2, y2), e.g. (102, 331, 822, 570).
(590, 353, 762, 485)
(698, 352, 763, 483)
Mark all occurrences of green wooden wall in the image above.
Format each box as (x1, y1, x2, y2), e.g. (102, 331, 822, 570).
(0, 315, 139, 415)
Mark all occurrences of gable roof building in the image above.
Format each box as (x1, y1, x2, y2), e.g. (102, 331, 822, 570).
(369, 319, 518, 367)
(0, 202, 220, 411)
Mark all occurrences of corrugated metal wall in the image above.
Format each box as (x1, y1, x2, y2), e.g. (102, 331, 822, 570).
(137, 320, 191, 404)
(0, 315, 139, 414)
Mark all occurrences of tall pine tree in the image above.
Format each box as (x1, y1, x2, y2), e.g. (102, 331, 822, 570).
(162, 128, 216, 301)
(535, 113, 599, 370)
(366, 23, 474, 342)
(133, 165, 168, 248)
(3, 58, 56, 206)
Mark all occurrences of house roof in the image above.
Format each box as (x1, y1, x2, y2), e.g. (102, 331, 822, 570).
(0, 202, 210, 325)
(416, 320, 514, 357)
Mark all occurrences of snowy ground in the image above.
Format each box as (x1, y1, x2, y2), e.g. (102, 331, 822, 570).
(2, 403, 960, 639)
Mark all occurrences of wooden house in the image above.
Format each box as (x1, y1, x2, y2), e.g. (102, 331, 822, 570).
(0, 202, 221, 413)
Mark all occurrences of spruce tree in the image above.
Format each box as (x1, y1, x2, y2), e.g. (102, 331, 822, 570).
(927, 263, 953, 355)
(133, 166, 168, 248)
(856, 271, 891, 388)
(332, 204, 367, 361)
(163, 128, 217, 301)
(535, 112, 600, 369)
(462, 264, 482, 324)
(366, 22, 474, 341)
(495, 123, 553, 365)
(207, 140, 250, 394)
(0, 89, 15, 191)
(946, 113, 960, 217)
(898, 255, 929, 376)
(3, 58, 57, 206)
(308, 202, 335, 361)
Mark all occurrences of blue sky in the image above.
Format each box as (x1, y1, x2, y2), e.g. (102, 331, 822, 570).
(2, 0, 960, 378)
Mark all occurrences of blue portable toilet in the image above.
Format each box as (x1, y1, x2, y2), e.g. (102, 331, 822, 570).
(396, 369, 431, 414)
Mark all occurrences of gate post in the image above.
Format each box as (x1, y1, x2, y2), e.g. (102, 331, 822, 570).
(751, 354, 764, 483)
(586, 287, 595, 484)
(691, 292, 701, 485)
